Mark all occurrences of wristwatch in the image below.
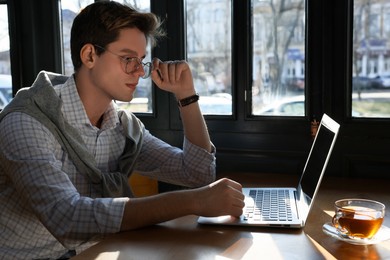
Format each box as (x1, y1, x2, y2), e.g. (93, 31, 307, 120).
(177, 93, 199, 107)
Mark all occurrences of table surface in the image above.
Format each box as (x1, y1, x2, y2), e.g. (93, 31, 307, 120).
(72, 173, 390, 260)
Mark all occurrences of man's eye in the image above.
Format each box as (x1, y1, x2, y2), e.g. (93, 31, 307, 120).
(124, 57, 140, 64)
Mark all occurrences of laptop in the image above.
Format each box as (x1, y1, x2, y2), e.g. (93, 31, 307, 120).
(198, 113, 340, 228)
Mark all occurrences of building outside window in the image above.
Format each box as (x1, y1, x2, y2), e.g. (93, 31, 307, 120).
(251, 0, 305, 117)
(186, 0, 233, 115)
(352, 0, 390, 118)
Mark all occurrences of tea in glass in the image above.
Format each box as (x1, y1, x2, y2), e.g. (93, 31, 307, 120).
(332, 199, 385, 240)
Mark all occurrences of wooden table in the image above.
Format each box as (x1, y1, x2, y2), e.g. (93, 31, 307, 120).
(72, 173, 390, 260)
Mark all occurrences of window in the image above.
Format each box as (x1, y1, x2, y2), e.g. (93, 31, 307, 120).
(252, 0, 305, 116)
(186, 0, 232, 115)
(0, 3, 11, 110)
(352, 0, 390, 118)
(61, 0, 93, 76)
(5, 0, 390, 176)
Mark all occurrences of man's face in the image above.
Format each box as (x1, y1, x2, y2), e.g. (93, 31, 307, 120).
(90, 28, 148, 103)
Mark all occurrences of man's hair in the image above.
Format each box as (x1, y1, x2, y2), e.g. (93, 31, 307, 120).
(70, 1, 165, 72)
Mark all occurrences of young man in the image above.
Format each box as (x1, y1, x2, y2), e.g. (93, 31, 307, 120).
(0, 1, 244, 259)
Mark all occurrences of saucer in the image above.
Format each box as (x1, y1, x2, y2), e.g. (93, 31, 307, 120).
(322, 222, 390, 245)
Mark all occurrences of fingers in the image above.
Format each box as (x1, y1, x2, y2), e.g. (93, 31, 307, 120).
(224, 178, 243, 192)
(151, 58, 163, 84)
(151, 58, 188, 84)
(230, 195, 245, 217)
(213, 178, 245, 217)
(229, 182, 245, 217)
(213, 178, 243, 195)
(194, 178, 245, 218)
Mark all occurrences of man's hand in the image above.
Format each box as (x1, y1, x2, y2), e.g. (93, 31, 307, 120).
(151, 58, 195, 99)
(193, 178, 245, 218)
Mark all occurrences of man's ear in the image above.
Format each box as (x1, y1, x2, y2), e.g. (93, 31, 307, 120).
(80, 44, 96, 68)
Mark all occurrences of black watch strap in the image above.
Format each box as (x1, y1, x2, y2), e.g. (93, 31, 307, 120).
(177, 93, 199, 107)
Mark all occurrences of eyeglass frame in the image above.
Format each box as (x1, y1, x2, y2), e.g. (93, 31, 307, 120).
(94, 44, 152, 79)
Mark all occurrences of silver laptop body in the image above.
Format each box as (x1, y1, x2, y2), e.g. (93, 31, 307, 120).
(198, 113, 340, 228)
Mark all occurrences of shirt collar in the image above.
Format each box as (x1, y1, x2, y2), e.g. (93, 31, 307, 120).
(54, 74, 120, 130)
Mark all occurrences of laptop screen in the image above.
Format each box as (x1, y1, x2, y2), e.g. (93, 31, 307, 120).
(298, 114, 340, 200)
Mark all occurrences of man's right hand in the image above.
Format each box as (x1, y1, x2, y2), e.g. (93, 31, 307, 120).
(192, 178, 245, 218)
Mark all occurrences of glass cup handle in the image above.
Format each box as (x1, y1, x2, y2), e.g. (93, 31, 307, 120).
(332, 212, 341, 228)
(332, 211, 349, 235)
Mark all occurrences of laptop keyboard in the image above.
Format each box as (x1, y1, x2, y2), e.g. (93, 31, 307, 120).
(243, 189, 293, 222)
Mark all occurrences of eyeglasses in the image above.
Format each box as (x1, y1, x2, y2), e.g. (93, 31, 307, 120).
(94, 45, 152, 79)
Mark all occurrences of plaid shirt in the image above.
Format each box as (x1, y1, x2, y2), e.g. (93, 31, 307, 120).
(0, 74, 216, 259)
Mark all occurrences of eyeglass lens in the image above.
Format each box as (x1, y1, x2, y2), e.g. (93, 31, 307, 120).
(126, 60, 152, 79)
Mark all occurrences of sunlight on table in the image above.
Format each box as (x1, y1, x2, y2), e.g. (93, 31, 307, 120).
(306, 235, 336, 260)
(94, 251, 120, 260)
(324, 210, 334, 217)
(218, 235, 283, 260)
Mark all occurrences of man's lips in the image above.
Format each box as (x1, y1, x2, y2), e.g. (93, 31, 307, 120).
(126, 83, 137, 90)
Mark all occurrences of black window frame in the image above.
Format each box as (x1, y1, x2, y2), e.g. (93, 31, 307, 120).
(5, 0, 390, 178)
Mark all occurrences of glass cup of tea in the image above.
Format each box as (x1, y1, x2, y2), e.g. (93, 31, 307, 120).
(332, 198, 385, 240)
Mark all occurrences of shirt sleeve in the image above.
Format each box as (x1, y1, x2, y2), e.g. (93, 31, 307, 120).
(134, 130, 216, 187)
(0, 112, 126, 248)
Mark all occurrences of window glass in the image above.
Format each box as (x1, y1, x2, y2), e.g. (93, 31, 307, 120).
(61, 0, 153, 113)
(0, 4, 12, 110)
(186, 0, 232, 115)
(352, 0, 390, 118)
(251, 0, 306, 116)
(61, 0, 93, 76)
